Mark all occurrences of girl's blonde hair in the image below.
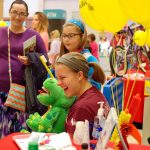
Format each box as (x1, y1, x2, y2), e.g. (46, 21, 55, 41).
(34, 11, 49, 33)
(59, 19, 87, 57)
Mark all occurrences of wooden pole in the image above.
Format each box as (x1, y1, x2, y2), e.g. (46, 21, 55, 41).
(0, 0, 4, 20)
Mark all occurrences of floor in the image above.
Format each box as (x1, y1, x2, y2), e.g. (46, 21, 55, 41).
(99, 56, 111, 76)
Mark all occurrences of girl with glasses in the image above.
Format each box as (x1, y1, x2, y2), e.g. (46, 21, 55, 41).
(59, 19, 105, 90)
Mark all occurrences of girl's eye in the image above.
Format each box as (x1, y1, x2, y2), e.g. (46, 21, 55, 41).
(59, 76, 65, 81)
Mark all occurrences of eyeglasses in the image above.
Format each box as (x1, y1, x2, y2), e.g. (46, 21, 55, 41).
(62, 33, 82, 40)
(10, 11, 27, 18)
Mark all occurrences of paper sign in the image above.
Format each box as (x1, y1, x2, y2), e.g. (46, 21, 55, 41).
(95, 107, 118, 150)
(23, 35, 36, 55)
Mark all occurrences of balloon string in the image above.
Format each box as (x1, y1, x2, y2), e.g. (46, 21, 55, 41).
(125, 66, 140, 110)
(111, 84, 118, 116)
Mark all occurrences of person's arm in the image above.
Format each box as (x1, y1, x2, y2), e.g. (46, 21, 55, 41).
(40, 32, 49, 52)
(50, 40, 56, 54)
(36, 32, 50, 66)
(18, 32, 50, 66)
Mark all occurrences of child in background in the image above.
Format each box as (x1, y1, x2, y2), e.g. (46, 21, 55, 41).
(48, 29, 61, 64)
(88, 33, 99, 61)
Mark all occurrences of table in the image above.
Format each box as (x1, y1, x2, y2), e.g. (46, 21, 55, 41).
(0, 133, 150, 150)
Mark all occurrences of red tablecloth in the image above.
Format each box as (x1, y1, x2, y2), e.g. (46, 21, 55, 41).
(0, 133, 150, 150)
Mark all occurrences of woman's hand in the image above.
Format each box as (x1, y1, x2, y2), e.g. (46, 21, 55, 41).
(18, 55, 30, 65)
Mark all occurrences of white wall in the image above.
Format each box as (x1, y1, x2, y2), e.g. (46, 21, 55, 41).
(44, 0, 79, 21)
(44, 0, 100, 42)
(3, 0, 78, 20)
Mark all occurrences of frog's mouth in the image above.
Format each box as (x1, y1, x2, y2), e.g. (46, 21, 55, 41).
(38, 87, 50, 95)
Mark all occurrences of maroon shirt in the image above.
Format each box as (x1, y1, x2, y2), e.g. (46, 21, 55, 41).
(65, 86, 110, 135)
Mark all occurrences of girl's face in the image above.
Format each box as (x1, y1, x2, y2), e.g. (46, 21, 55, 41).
(9, 4, 27, 28)
(62, 26, 82, 52)
(32, 14, 39, 30)
(55, 64, 82, 97)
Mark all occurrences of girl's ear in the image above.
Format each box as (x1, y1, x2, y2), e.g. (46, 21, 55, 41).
(78, 71, 84, 81)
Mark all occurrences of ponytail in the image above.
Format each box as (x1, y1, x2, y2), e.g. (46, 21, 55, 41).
(89, 63, 106, 85)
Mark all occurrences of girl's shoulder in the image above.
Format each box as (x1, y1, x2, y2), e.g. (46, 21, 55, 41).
(80, 49, 98, 63)
(80, 48, 91, 53)
(24, 29, 44, 40)
(25, 28, 39, 35)
(80, 48, 92, 58)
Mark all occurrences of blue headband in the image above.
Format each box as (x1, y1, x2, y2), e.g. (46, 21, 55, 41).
(68, 19, 85, 33)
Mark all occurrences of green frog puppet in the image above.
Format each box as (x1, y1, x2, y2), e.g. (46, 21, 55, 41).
(26, 78, 75, 133)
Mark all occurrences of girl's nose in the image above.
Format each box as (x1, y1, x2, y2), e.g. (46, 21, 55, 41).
(57, 79, 62, 86)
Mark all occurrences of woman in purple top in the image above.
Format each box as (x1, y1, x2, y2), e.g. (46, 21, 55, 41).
(55, 52, 110, 137)
(0, 0, 47, 138)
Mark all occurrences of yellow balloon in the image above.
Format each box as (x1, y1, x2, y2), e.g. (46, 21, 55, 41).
(88, 0, 128, 33)
(133, 30, 147, 46)
(119, 0, 150, 23)
(0, 20, 7, 27)
(141, 19, 150, 29)
(79, 0, 103, 32)
(145, 30, 150, 46)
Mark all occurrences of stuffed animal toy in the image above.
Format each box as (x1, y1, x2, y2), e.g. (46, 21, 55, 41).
(26, 78, 75, 133)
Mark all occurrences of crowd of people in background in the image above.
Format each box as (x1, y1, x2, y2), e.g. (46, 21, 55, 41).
(99, 36, 111, 56)
(48, 29, 61, 64)
(87, 33, 99, 60)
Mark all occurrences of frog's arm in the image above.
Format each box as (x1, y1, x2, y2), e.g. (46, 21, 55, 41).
(39, 107, 61, 132)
